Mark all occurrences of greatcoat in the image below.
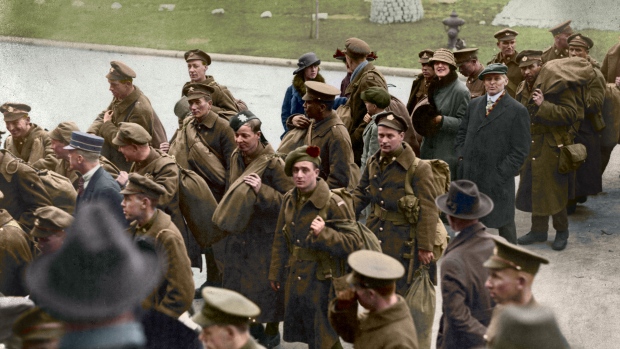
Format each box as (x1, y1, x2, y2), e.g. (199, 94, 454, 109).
(601, 41, 620, 83)
(542, 46, 569, 64)
(456, 93, 531, 228)
(487, 52, 523, 97)
(406, 73, 430, 115)
(437, 222, 495, 349)
(465, 66, 486, 99)
(222, 143, 293, 323)
(75, 167, 124, 224)
(130, 210, 194, 318)
(269, 178, 363, 349)
(4, 124, 58, 171)
(0, 210, 32, 296)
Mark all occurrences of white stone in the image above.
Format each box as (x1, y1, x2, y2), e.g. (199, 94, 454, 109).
(261, 11, 272, 18)
(211, 8, 225, 14)
(111, 2, 122, 9)
(159, 4, 175, 11)
(311, 12, 328, 20)
(370, 0, 423, 24)
(72, 0, 84, 6)
(34, 0, 45, 4)
(479, 20, 486, 25)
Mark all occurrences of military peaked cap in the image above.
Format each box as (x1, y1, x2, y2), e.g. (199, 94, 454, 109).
(302, 81, 340, 102)
(50, 121, 79, 144)
(344, 37, 371, 58)
(112, 122, 152, 146)
(1, 102, 31, 122)
(516, 50, 543, 67)
(494, 28, 519, 41)
(484, 236, 549, 275)
(31, 206, 74, 238)
(185, 49, 212, 65)
(106, 61, 136, 80)
(567, 33, 594, 49)
(183, 82, 216, 101)
(12, 307, 64, 342)
(376, 111, 408, 132)
(453, 48, 479, 65)
(120, 173, 166, 199)
(346, 250, 404, 289)
(418, 49, 434, 64)
(192, 287, 260, 328)
(549, 20, 573, 36)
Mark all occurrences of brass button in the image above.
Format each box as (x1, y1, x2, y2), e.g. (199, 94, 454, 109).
(532, 157, 536, 160)
(296, 239, 300, 244)
(297, 276, 301, 280)
(380, 200, 384, 205)
(291, 222, 295, 226)
(379, 227, 384, 231)
(379, 188, 383, 191)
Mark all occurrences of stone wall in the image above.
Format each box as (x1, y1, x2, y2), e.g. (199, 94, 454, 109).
(370, 0, 424, 24)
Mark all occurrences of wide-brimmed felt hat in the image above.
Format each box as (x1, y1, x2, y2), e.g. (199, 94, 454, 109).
(429, 48, 457, 69)
(284, 145, 321, 176)
(490, 305, 569, 349)
(229, 110, 268, 144)
(26, 202, 162, 322)
(294, 52, 321, 75)
(435, 179, 494, 219)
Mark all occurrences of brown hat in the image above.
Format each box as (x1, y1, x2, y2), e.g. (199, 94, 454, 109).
(284, 145, 321, 176)
(184, 49, 212, 65)
(1, 103, 31, 122)
(494, 28, 519, 41)
(549, 20, 573, 36)
(182, 82, 216, 101)
(453, 48, 479, 65)
(484, 236, 549, 275)
(346, 250, 404, 289)
(50, 121, 80, 144)
(106, 61, 136, 80)
(333, 48, 346, 62)
(344, 37, 371, 58)
(418, 49, 434, 64)
(516, 50, 543, 67)
(192, 287, 260, 328)
(567, 33, 594, 49)
(112, 122, 152, 146)
(120, 173, 166, 199)
(429, 48, 457, 69)
(31, 206, 74, 238)
(12, 307, 64, 343)
(435, 180, 494, 219)
(361, 87, 391, 109)
(302, 81, 340, 102)
(376, 111, 408, 132)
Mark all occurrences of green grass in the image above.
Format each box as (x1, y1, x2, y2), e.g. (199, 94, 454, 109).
(0, 0, 617, 68)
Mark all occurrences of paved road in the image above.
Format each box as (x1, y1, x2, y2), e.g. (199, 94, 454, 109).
(3, 43, 619, 349)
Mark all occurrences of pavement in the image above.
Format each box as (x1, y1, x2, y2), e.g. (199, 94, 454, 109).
(2, 40, 619, 349)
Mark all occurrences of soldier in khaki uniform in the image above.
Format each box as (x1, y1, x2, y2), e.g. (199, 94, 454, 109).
(542, 20, 573, 63)
(483, 236, 549, 346)
(406, 49, 435, 114)
(328, 250, 419, 349)
(269, 145, 363, 349)
(183, 49, 240, 120)
(193, 287, 266, 349)
(0, 190, 33, 296)
(514, 50, 584, 251)
(2, 103, 58, 171)
(121, 173, 194, 318)
(87, 61, 156, 172)
(31, 206, 73, 256)
(454, 48, 486, 99)
(50, 121, 119, 189)
(487, 29, 522, 97)
(12, 307, 63, 349)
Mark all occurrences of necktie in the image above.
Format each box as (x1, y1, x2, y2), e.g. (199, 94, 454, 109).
(77, 176, 85, 197)
(486, 98, 494, 115)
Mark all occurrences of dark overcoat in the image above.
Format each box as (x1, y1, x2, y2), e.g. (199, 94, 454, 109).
(456, 93, 531, 228)
(487, 52, 522, 97)
(76, 167, 124, 223)
(601, 41, 620, 83)
(437, 222, 495, 349)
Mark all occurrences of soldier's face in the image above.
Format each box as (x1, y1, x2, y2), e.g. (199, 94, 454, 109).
(497, 40, 516, 57)
(118, 144, 139, 162)
(555, 33, 569, 49)
(458, 60, 477, 77)
(521, 62, 542, 84)
(187, 60, 208, 83)
(378, 126, 404, 154)
(199, 325, 234, 349)
(51, 139, 70, 160)
(67, 150, 82, 172)
(5, 116, 31, 139)
(483, 74, 508, 96)
(433, 61, 450, 78)
(485, 268, 524, 305)
(304, 65, 319, 80)
(292, 161, 319, 193)
(421, 63, 435, 79)
(303, 99, 324, 120)
(35, 232, 66, 256)
(235, 124, 261, 154)
(108, 79, 133, 100)
(569, 46, 588, 59)
(121, 194, 145, 222)
(189, 97, 213, 119)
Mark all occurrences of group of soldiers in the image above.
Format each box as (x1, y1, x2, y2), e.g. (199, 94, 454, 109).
(1, 19, 620, 348)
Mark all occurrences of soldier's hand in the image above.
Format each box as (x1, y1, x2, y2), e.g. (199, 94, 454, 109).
(532, 89, 544, 106)
(418, 249, 434, 265)
(103, 110, 113, 123)
(270, 281, 281, 292)
(291, 115, 311, 129)
(310, 216, 325, 236)
(117, 171, 129, 187)
(434, 115, 443, 124)
(243, 173, 262, 194)
(363, 113, 372, 123)
(159, 142, 170, 153)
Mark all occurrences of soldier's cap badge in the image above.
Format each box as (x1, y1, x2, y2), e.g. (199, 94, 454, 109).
(387, 115, 394, 121)
(522, 56, 528, 62)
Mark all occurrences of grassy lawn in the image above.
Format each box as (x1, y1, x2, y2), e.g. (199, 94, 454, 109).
(0, 0, 617, 68)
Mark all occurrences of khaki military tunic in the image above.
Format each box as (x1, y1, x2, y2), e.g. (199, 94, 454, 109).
(406, 73, 430, 115)
(88, 85, 155, 172)
(0, 211, 32, 296)
(54, 156, 120, 189)
(487, 51, 523, 97)
(130, 210, 194, 318)
(329, 295, 419, 349)
(4, 124, 58, 171)
(542, 46, 569, 63)
(466, 66, 486, 99)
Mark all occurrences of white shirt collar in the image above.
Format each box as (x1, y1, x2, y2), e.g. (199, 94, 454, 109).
(82, 164, 101, 189)
(487, 90, 505, 103)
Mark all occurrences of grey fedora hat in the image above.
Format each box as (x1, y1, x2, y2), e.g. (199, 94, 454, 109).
(435, 179, 494, 219)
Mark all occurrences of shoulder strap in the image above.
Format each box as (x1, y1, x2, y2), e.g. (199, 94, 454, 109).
(404, 157, 420, 196)
(122, 100, 139, 123)
(318, 191, 334, 220)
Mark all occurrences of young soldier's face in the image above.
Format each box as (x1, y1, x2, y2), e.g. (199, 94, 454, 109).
(235, 124, 261, 154)
(118, 144, 140, 162)
(521, 63, 542, 85)
(51, 139, 70, 160)
(35, 232, 66, 256)
(121, 194, 144, 222)
(5, 117, 30, 139)
(421, 63, 435, 79)
(187, 60, 208, 82)
(485, 268, 523, 305)
(377, 126, 404, 154)
(292, 161, 319, 193)
(108, 79, 133, 100)
(497, 40, 516, 57)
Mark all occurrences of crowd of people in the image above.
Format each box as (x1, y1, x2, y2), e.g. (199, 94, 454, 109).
(2, 18, 620, 349)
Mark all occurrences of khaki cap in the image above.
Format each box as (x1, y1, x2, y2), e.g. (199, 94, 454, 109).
(418, 49, 434, 64)
(12, 307, 64, 342)
(360, 86, 391, 109)
(184, 49, 212, 65)
(567, 33, 594, 49)
(453, 48, 479, 65)
(429, 48, 457, 69)
(344, 37, 371, 58)
(302, 81, 340, 102)
(192, 287, 260, 328)
(50, 121, 80, 144)
(494, 28, 519, 41)
(106, 61, 136, 80)
(516, 50, 543, 67)
(1, 102, 31, 122)
(112, 122, 152, 146)
(376, 111, 408, 132)
(346, 250, 404, 289)
(31, 206, 74, 238)
(484, 236, 549, 275)
(284, 145, 321, 176)
(120, 173, 166, 199)
(549, 20, 573, 36)
(182, 82, 216, 101)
